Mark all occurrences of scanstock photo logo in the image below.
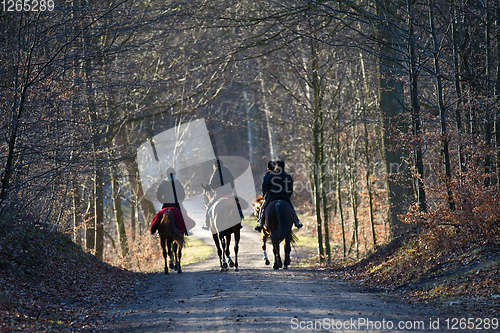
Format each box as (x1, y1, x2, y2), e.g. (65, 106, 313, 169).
(136, 118, 256, 233)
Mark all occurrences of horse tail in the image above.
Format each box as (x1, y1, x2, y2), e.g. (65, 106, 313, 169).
(162, 209, 185, 247)
(271, 201, 294, 243)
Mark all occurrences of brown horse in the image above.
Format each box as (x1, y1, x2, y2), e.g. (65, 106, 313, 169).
(262, 200, 296, 269)
(253, 195, 271, 266)
(202, 184, 241, 272)
(252, 194, 264, 218)
(157, 209, 185, 274)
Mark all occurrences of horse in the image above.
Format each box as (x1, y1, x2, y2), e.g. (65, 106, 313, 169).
(261, 199, 296, 269)
(253, 195, 271, 266)
(202, 183, 241, 272)
(253, 194, 264, 218)
(157, 208, 185, 274)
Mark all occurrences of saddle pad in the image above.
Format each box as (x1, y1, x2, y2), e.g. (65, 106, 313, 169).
(208, 197, 240, 232)
(151, 207, 186, 234)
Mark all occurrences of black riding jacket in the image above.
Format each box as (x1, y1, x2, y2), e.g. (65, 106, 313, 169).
(266, 170, 293, 202)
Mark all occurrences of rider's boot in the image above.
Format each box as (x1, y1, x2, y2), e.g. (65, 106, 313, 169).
(254, 207, 266, 231)
(202, 215, 210, 231)
(254, 218, 264, 232)
(294, 216, 303, 229)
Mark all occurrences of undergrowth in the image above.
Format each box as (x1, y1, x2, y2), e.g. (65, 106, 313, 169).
(0, 215, 141, 332)
(330, 225, 500, 316)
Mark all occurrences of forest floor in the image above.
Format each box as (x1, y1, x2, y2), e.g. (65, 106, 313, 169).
(0, 216, 499, 332)
(328, 228, 500, 319)
(0, 218, 142, 332)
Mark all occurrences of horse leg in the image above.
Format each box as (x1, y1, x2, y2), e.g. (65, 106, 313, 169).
(284, 233, 292, 269)
(262, 233, 270, 266)
(272, 240, 282, 270)
(167, 238, 175, 270)
(226, 234, 234, 268)
(233, 229, 240, 271)
(171, 241, 179, 272)
(212, 234, 224, 272)
(176, 241, 182, 274)
(219, 233, 228, 271)
(161, 235, 168, 275)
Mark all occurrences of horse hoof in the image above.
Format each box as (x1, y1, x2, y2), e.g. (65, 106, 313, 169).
(229, 260, 234, 268)
(283, 266, 288, 270)
(165, 270, 169, 275)
(177, 269, 182, 274)
(234, 268, 239, 272)
(222, 262, 228, 270)
(169, 263, 174, 269)
(264, 259, 270, 266)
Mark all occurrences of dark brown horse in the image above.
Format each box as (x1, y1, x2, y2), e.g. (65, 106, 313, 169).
(157, 209, 185, 274)
(202, 184, 241, 272)
(262, 200, 296, 269)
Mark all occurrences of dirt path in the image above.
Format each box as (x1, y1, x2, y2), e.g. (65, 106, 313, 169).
(101, 228, 447, 332)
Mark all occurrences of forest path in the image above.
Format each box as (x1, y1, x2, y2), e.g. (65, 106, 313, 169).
(101, 227, 445, 332)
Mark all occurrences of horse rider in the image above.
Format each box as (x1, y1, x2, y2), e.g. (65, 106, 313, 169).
(152, 167, 193, 236)
(202, 159, 244, 230)
(157, 168, 185, 211)
(254, 160, 302, 232)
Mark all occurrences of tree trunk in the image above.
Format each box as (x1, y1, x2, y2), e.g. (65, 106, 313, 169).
(495, 0, 500, 189)
(428, 0, 455, 210)
(348, 121, 359, 259)
(336, 134, 346, 258)
(131, 203, 136, 242)
(259, 61, 277, 160)
(359, 51, 377, 246)
(94, 153, 104, 261)
(311, 37, 324, 263)
(485, 0, 493, 186)
(451, 0, 466, 174)
(321, 124, 331, 263)
(0, 73, 29, 207)
(408, 0, 427, 212)
(72, 176, 83, 248)
(244, 91, 254, 163)
(85, 188, 95, 252)
(83, 12, 97, 253)
(111, 163, 129, 262)
(376, 0, 410, 237)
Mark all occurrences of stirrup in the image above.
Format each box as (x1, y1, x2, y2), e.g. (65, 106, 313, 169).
(254, 225, 263, 232)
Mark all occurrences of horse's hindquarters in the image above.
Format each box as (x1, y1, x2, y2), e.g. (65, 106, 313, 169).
(264, 200, 294, 270)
